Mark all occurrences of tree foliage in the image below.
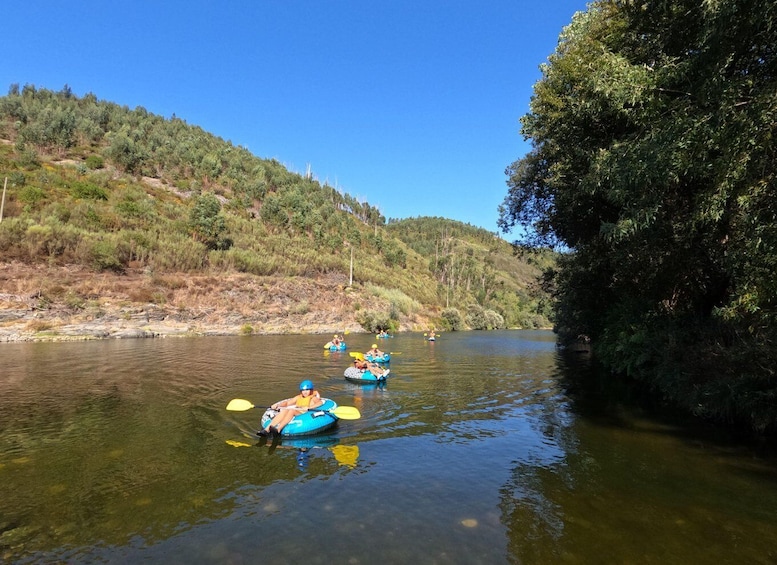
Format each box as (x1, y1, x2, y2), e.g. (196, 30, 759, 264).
(500, 0, 777, 433)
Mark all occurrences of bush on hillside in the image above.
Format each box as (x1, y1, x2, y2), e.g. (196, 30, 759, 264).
(440, 307, 463, 331)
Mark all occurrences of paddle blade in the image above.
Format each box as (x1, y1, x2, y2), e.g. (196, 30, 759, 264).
(332, 406, 361, 420)
(226, 398, 256, 411)
(349, 351, 365, 361)
(226, 439, 252, 448)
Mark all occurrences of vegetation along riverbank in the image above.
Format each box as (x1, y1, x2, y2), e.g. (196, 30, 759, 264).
(497, 2, 777, 436)
(0, 87, 553, 344)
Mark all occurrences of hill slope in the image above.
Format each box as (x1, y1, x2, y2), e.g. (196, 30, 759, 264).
(0, 85, 553, 341)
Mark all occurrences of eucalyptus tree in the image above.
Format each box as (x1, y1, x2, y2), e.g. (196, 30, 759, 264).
(500, 0, 777, 431)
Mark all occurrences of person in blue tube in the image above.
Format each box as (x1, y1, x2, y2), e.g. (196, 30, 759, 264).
(259, 379, 323, 437)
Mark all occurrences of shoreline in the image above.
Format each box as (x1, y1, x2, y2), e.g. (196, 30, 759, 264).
(0, 264, 413, 343)
(0, 302, 375, 343)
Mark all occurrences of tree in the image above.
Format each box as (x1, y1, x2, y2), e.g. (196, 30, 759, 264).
(500, 0, 777, 432)
(189, 193, 230, 250)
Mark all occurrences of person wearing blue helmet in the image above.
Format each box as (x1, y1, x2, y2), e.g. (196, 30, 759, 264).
(259, 379, 323, 437)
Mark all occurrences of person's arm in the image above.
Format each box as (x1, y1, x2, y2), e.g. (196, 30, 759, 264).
(271, 396, 293, 409)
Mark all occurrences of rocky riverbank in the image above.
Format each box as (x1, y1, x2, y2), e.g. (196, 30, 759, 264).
(0, 262, 434, 342)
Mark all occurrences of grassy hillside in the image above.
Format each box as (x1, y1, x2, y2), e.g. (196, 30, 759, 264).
(0, 85, 553, 336)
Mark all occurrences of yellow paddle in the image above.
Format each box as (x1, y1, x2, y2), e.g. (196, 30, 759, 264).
(225, 439, 253, 448)
(225, 398, 361, 420)
(348, 351, 366, 361)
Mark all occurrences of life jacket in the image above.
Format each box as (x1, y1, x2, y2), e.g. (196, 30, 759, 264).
(295, 393, 318, 408)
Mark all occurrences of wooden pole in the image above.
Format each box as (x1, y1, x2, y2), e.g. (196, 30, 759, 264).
(0, 177, 7, 223)
(349, 246, 353, 286)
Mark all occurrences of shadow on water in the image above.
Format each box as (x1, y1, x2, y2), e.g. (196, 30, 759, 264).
(556, 347, 777, 467)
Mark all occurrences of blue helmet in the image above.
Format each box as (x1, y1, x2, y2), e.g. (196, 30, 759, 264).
(299, 379, 314, 391)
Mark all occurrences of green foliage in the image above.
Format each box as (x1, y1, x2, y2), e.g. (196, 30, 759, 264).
(364, 284, 420, 317)
(19, 185, 46, 207)
(188, 192, 230, 251)
(0, 85, 553, 340)
(85, 155, 104, 169)
(500, 0, 777, 433)
(8, 171, 26, 187)
(440, 307, 463, 331)
(209, 247, 278, 275)
(70, 180, 108, 200)
(464, 304, 505, 330)
(355, 309, 394, 333)
(64, 290, 85, 310)
(18, 145, 39, 168)
(0, 217, 27, 255)
(88, 237, 125, 272)
(387, 217, 553, 328)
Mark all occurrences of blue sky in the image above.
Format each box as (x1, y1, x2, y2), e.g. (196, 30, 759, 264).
(3, 1, 588, 234)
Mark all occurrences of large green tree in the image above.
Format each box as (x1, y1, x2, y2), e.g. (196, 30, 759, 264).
(500, 0, 777, 432)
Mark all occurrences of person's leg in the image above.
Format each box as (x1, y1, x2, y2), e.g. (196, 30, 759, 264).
(261, 409, 289, 435)
(271, 409, 297, 433)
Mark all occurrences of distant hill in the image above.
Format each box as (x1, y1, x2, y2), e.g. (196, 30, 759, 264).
(0, 84, 553, 337)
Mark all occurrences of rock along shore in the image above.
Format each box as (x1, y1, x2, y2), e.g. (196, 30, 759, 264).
(0, 263, 433, 343)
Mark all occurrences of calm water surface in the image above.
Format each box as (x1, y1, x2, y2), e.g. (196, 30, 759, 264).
(1, 331, 776, 564)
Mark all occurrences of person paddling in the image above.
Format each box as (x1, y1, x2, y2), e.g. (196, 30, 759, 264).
(259, 380, 323, 437)
(353, 357, 389, 378)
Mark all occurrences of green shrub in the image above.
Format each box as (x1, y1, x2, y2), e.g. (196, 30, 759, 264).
(19, 185, 46, 207)
(355, 309, 393, 333)
(70, 181, 108, 200)
(209, 248, 278, 275)
(365, 284, 420, 316)
(441, 307, 463, 331)
(85, 155, 104, 169)
(64, 291, 85, 310)
(9, 171, 26, 187)
(0, 217, 27, 253)
(89, 238, 125, 272)
(153, 232, 207, 271)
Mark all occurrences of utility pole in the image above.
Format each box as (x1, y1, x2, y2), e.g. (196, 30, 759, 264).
(0, 177, 7, 223)
(349, 246, 354, 287)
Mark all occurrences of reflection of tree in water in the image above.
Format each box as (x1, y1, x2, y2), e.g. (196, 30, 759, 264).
(497, 349, 777, 564)
(498, 353, 583, 563)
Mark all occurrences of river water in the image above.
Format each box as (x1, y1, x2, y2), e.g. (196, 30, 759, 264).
(1, 330, 776, 564)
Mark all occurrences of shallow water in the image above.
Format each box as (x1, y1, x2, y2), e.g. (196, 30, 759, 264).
(1, 331, 776, 564)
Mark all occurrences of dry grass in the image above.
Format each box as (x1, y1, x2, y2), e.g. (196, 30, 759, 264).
(0, 261, 440, 338)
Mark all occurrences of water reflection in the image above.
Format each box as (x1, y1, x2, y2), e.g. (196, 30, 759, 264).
(1, 332, 777, 564)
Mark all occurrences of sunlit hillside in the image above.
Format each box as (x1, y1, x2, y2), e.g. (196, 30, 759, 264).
(0, 85, 553, 338)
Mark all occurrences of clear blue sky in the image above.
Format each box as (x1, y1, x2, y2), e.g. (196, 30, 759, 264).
(3, 1, 588, 234)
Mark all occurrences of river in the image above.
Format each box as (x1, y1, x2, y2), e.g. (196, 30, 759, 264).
(1, 331, 776, 563)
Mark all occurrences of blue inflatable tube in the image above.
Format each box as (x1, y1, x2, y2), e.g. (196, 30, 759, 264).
(344, 366, 388, 384)
(365, 353, 390, 363)
(324, 342, 347, 351)
(260, 398, 339, 437)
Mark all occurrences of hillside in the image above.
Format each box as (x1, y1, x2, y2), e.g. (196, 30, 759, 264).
(0, 85, 553, 341)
